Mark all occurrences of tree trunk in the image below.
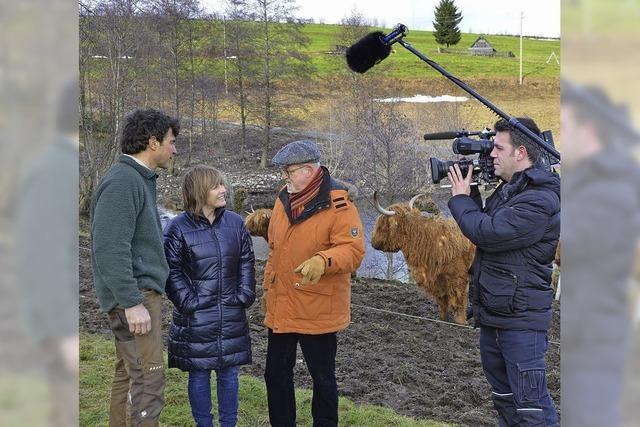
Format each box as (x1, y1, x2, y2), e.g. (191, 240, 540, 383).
(201, 90, 207, 136)
(260, 1, 272, 169)
(386, 252, 394, 280)
(236, 45, 247, 160)
(167, 15, 179, 177)
(173, 20, 180, 117)
(187, 18, 196, 167)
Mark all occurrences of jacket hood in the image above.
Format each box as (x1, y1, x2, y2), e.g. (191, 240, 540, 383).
(522, 167, 561, 198)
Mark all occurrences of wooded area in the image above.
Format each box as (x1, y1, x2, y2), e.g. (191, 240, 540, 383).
(79, 0, 445, 214)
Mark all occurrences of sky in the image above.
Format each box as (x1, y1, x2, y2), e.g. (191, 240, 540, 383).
(201, 0, 561, 38)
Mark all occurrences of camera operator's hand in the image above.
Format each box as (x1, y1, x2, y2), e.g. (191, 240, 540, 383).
(448, 163, 473, 196)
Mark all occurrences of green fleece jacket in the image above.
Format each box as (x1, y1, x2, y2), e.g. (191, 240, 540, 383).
(91, 155, 169, 312)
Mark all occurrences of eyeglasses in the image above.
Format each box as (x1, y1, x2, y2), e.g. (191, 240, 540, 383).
(280, 165, 307, 177)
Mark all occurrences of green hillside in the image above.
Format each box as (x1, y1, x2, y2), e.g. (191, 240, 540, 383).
(301, 23, 560, 79)
(83, 19, 559, 81)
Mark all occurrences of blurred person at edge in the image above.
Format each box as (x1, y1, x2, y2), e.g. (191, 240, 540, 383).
(163, 165, 256, 427)
(560, 83, 640, 427)
(262, 140, 365, 427)
(15, 78, 79, 426)
(447, 117, 560, 426)
(91, 109, 178, 427)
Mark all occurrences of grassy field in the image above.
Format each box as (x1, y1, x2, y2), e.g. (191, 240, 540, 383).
(101, 20, 557, 81)
(301, 23, 559, 79)
(80, 334, 454, 427)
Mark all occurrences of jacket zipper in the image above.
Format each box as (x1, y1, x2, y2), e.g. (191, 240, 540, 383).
(212, 222, 223, 369)
(485, 265, 518, 283)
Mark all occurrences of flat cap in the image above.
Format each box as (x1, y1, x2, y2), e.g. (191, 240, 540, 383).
(271, 140, 321, 166)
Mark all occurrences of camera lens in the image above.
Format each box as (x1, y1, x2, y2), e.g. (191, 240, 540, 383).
(429, 157, 476, 184)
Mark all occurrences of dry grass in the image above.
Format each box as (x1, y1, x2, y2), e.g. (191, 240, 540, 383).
(290, 76, 560, 149)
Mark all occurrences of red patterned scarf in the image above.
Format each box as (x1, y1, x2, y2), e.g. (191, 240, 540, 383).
(289, 167, 324, 220)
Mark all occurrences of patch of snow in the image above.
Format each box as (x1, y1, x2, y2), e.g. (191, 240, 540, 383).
(375, 94, 469, 103)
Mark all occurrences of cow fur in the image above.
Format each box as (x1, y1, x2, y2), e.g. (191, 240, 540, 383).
(245, 208, 272, 242)
(371, 202, 475, 325)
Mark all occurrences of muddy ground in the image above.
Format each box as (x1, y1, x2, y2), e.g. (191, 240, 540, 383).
(80, 218, 560, 427)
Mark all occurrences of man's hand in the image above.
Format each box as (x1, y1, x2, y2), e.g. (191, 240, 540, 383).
(294, 255, 326, 285)
(448, 163, 473, 197)
(124, 303, 152, 335)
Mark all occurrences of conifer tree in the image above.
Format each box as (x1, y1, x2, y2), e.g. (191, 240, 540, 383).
(433, 0, 462, 47)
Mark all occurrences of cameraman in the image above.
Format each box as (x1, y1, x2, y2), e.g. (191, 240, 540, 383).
(447, 117, 560, 426)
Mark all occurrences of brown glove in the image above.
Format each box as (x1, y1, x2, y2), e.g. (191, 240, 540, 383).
(293, 255, 326, 285)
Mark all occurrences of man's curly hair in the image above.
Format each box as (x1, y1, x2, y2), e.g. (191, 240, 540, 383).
(120, 109, 180, 155)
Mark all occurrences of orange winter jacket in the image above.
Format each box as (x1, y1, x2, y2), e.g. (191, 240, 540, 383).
(263, 170, 365, 334)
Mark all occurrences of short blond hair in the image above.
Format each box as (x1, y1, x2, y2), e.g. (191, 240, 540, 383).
(182, 165, 226, 214)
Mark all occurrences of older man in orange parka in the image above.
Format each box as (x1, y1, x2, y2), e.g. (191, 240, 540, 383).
(262, 140, 365, 427)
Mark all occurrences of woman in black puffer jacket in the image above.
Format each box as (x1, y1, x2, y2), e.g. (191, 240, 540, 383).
(163, 165, 255, 427)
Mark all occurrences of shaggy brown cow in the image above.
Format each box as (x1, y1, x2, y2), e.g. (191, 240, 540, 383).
(245, 208, 272, 242)
(371, 192, 475, 325)
(244, 208, 272, 314)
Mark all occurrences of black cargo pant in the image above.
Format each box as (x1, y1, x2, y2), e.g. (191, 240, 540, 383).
(264, 329, 338, 427)
(108, 290, 164, 427)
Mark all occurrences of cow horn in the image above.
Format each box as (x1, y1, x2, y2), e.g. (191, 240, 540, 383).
(408, 193, 425, 211)
(373, 191, 396, 216)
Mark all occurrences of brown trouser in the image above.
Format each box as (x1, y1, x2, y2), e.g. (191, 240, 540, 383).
(107, 290, 165, 427)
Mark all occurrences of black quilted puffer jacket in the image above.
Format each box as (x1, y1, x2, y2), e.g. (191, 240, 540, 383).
(163, 208, 256, 371)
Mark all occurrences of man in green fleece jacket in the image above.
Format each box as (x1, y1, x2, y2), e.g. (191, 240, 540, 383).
(91, 108, 178, 427)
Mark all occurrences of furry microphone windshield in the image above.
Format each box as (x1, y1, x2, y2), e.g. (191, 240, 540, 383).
(345, 31, 392, 74)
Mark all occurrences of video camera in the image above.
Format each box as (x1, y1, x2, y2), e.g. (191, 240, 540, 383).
(427, 128, 558, 186)
(427, 128, 496, 185)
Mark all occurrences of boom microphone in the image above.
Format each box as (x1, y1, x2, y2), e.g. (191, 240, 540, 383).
(345, 31, 391, 73)
(345, 24, 408, 73)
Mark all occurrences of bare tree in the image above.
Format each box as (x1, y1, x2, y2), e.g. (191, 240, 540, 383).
(252, 0, 311, 168)
(225, 0, 260, 161)
(79, 0, 142, 213)
(190, 14, 225, 151)
(144, 0, 201, 173)
(184, 12, 197, 165)
(336, 6, 371, 49)
(130, 19, 161, 108)
(326, 74, 432, 279)
(328, 75, 428, 200)
(195, 73, 224, 148)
